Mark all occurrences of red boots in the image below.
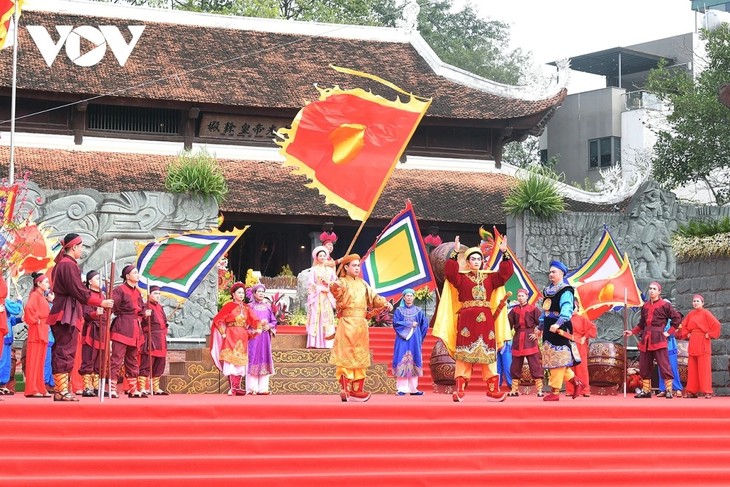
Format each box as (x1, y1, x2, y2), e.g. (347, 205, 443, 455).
(452, 376, 468, 402)
(349, 378, 371, 402)
(568, 377, 585, 399)
(339, 375, 350, 402)
(486, 376, 506, 402)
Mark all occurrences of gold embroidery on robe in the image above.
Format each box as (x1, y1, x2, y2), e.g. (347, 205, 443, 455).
(219, 340, 249, 366)
(454, 335, 496, 364)
(460, 327, 471, 338)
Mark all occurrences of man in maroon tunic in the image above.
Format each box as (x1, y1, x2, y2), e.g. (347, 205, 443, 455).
(109, 264, 151, 398)
(624, 281, 682, 399)
(48, 233, 114, 402)
(139, 285, 169, 395)
(507, 289, 544, 397)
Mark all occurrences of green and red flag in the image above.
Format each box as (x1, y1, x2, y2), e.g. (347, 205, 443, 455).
(567, 225, 624, 286)
(276, 65, 431, 221)
(135, 227, 247, 300)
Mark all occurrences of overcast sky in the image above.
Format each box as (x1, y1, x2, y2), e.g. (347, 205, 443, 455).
(453, 0, 701, 91)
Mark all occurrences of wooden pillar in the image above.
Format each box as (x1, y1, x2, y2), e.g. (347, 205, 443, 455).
(184, 107, 200, 151)
(72, 102, 87, 145)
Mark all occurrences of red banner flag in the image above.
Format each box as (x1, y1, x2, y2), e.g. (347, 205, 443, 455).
(575, 253, 644, 320)
(277, 66, 431, 221)
(0, 0, 22, 50)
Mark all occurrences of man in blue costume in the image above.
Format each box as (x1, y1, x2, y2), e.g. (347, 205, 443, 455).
(0, 297, 22, 396)
(540, 260, 584, 402)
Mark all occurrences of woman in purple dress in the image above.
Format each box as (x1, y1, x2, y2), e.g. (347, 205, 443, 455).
(246, 283, 276, 395)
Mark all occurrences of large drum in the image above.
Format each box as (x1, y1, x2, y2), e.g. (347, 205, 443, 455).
(429, 242, 468, 290)
(429, 339, 455, 386)
(676, 339, 689, 386)
(588, 341, 626, 387)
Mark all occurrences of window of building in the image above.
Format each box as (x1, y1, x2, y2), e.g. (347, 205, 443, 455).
(539, 149, 548, 165)
(87, 104, 180, 135)
(589, 137, 620, 168)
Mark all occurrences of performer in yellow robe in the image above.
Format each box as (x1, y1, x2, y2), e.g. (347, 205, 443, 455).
(329, 254, 392, 402)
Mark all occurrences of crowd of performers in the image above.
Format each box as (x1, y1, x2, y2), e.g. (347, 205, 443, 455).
(0, 233, 169, 401)
(0, 230, 722, 403)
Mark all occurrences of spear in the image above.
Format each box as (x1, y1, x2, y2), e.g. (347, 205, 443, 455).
(144, 277, 153, 396)
(99, 239, 117, 403)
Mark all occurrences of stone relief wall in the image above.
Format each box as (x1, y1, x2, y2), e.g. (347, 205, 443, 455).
(14, 183, 218, 340)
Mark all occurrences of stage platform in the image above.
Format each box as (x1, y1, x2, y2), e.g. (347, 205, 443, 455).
(5, 392, 730, 486)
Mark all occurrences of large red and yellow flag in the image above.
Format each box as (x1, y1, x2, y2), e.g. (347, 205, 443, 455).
(0, 0, 22, 50)
(276, 65, 431, 221)
(574, 253, 644, 320)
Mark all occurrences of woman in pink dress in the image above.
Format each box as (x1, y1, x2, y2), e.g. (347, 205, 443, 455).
(306, 246, 337, 349)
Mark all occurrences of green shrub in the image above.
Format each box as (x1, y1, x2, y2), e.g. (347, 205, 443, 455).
(675, 216, 730, 238)
(503, 166, 566, 218)
(165, 148, 228, 204)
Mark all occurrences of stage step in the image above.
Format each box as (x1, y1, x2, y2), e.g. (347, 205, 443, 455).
(4, 395, 730, 486)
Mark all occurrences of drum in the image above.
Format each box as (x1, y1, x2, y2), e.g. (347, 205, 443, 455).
(676, 339, 688, 386)
(588, 341, 626, 387)
(429, 339, 455, 386)
(429, 242, 467, 291)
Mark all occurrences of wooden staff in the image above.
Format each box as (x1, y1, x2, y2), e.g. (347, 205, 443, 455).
(144, 280, 153, 396)
(99, 239, 117, 403)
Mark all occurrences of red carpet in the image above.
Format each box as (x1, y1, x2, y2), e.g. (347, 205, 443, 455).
(4, 392, 730, 486)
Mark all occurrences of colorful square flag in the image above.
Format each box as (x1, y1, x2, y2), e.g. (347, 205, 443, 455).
(360, 201, 435, 302)
(135, 227, 247, 300)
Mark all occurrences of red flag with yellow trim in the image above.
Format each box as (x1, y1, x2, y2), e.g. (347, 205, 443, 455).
(0, 0, 22, 50)
(276, 66, 431, 221)
(575, 253, 644, 320)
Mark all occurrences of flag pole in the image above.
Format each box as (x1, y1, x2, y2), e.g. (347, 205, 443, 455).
(623, 287, 628, 398)
(336, 218, 368, 275)
(100, 239, 117, 402)
(8, 5, 20, 184)
(144, 277, 153, 396)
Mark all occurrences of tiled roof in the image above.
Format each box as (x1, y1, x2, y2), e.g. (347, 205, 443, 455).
(1, 146, 627, 225)
(0, 10, 566, 124)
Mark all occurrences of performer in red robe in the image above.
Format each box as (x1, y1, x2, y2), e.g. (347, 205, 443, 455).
(23, 273, 52, 398)
(47, 233, 113, 402)
(624, 281, 682, 398)
(109, 264, 151, 398)
(507, 288, 544, 397)
(139, 285, 169, 395)
(79, 270, 105, 397)
(678, 294, 721, 398)
(566, 300, 597, 397)
(443, 236, 513, 402)
(210, 282, 255, 396)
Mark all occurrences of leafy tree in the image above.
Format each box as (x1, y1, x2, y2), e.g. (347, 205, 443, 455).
(645, 26, 730, 204)
(414, 0, 527, 84)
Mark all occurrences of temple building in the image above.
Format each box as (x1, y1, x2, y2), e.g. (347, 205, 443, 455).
(1, 0, 571, 277)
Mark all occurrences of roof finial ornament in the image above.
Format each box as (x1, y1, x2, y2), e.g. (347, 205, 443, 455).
(397, 0, 420, 34)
